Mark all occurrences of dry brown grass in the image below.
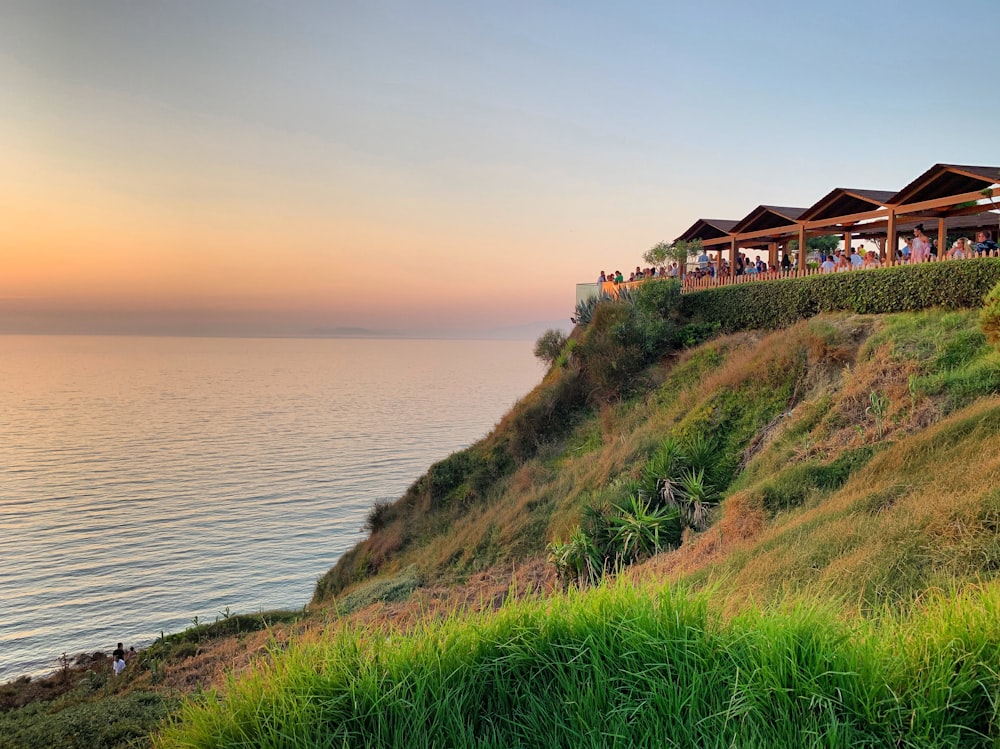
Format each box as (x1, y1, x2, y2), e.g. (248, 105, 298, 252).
(650, 398, 1000, 612)
(634, 489, 768, 583)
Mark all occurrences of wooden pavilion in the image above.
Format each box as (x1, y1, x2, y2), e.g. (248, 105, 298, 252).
(674, 164, 1000, 280)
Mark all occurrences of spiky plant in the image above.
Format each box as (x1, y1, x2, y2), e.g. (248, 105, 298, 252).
(676, 468, 718, 531)
(642, 436, 685, 498)
(571, 295, 604, 326)
(607, 494, 680, 564)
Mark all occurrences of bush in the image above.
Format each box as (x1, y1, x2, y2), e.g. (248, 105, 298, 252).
(980, 279, 1000, 346)
(335, 565, 421, 615)
(681, 258, 1000, 333)
(363, 499, 395, 533)
(533, 329, 568, 365)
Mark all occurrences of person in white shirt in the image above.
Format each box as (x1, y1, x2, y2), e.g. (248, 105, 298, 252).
(112, 655, 126, 676)
(850, 247, 864, 268)
(820, 253, 836, 273)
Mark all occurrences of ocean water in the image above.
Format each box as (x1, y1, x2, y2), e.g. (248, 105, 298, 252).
(0, 335, 543, 679)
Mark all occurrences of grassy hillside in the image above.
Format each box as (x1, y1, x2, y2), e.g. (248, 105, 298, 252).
(315, 305, 1000, 612)
(11, 272, 1000, 748)
(159, 299, 997, 748)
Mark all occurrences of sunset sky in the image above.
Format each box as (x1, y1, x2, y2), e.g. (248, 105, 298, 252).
(2, 0, 998, 337)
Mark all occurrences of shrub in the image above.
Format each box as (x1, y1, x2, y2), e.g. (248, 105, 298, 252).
(980, 279, 1000, 346)
(363, 499, 395, 533)
(335, 565, 421, 615)
(681, 258, 1000, 332)
(533, 329, 568, 365)
(607, 493, 679, 564)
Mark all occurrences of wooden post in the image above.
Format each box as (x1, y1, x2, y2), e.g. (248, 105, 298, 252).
(843, 230, 852, 256)
(768, 242, 777, 270)
(729, 237, 737, 278)
(797, 225, 808, 273)
(885, 208, 897, 265)
(937, 217, 947, 261)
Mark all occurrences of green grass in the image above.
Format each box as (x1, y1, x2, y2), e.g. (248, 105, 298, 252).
(861, 309, 1000, 413)
(334, 565, 421, 615)
(0, 690, 176, 749)
(156, 582, 1000, 748)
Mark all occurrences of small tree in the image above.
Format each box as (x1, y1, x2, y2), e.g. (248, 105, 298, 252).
(787, 234, 840, 256)
(643, 239, 702, 273)
(534, 328, 568, 365)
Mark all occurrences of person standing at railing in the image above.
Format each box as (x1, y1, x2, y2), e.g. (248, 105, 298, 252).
(975, 231, 999, 256)
(696, 248, 710, 272)
(850, 247, 864, 268)
(598, 271, 606, 283)
(911, 225, 932, 263)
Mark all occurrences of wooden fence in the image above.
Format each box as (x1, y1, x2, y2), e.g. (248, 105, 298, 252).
(678, 250, 1000, 294)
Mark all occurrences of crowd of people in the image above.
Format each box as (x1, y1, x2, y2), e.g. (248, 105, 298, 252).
(598, 228, 1000, 290)
(816, 227, 1000, 273)
(598, 264, 681, 284)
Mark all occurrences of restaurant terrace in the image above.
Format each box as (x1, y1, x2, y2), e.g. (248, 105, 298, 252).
(578, 163, 1000, 303)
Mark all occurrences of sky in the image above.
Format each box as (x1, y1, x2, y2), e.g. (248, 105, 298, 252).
(2, 0, 998, 338)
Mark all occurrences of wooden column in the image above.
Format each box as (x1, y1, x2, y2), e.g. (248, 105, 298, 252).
(843, 230, 852, 255)
(797, 225, 807, 272)
(768, 242, 777, 269)
(885, 208, 897, 264)
(729, 237, 736, 278)
(937, 217, 947, 260)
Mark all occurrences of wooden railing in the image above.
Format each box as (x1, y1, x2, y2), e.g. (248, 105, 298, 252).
(679, 250, 1000, 294)
(580, 251, 1000, 302)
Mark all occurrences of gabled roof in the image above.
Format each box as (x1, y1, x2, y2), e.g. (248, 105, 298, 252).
(799, 188, 895, 222)
(890, 164, 1000, 206)
(729, 205, 807, 235)
(675, 218, 739, 243)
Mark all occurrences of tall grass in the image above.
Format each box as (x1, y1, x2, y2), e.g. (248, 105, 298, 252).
(157, 582, 1000, 748)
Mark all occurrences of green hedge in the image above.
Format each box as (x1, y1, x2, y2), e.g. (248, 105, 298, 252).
(679, 258, 1000, 331)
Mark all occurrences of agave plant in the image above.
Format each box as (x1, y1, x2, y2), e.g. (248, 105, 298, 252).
(642, 436, 686, 498)
(571, 295, 602, 326)
(547, 525, 603, 588)
(608, 493, 680, 564)
(676, 468, 719, 531)
(683, 434, 719, 479)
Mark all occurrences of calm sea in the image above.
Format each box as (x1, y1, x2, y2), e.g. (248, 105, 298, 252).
(0, 335, 543, 680)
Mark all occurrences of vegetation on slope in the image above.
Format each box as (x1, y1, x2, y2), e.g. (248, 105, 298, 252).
(13, 267, 1000, 748)
(157, 583, 1000, 748)
(158, 301, 1000, 748)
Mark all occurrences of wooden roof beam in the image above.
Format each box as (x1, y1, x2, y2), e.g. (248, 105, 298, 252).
(804, 207, 887, 230)
(891, 188, 998, 217)
(729, 224, 800, 243)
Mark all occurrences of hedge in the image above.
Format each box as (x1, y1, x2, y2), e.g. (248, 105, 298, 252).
(678, 258, 1000, 332)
